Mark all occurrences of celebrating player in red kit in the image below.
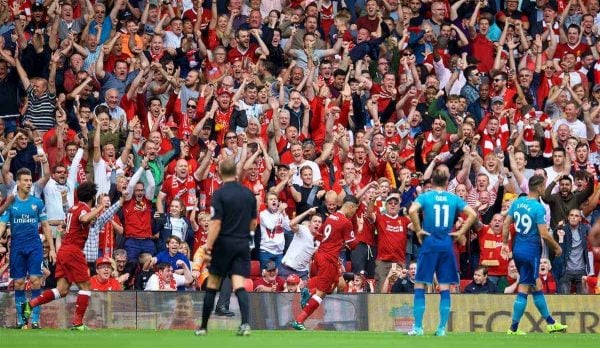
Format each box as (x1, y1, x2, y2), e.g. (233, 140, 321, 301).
(23, 182, 123, 330)
(291, 195, 359, 330)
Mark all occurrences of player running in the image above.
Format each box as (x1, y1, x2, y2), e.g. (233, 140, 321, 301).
(23, 182, 125, 330)
(407, 166, 477, 336)
(502, 175, 568, 335)
(291, 195, 359, 330)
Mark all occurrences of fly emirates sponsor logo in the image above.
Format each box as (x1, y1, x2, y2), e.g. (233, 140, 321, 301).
(14, 214, 38, 224)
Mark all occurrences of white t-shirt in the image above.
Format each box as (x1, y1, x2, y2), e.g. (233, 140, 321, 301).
(281, 224, 316, 272)
(144, 273, 186, 291)
(289, 160, 322, 186)
(93, 157, 125, 196)
(553, 118, 587, 139)
(259, 209, 291, 255)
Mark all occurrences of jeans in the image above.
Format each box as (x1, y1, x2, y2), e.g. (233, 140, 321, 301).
(124, 238, 156, 262)
(559, 270, 587, 294)
(259, 250, 283, 270)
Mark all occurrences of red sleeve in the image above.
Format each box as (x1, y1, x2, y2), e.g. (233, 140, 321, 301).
(309, 97, 323, 132)
(478, 113, 490, 133)
(136, 93, 149, 137)
(195, 96, 207, 120)
(42, 129, 55, 151)
(63, 70, 76, 93)
(337, 99, 351, 128)
(120, 93, 137, 122)
(165, 93, 178, 117)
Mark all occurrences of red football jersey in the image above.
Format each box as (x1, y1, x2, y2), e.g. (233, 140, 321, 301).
(63, 202, 92, 250)
(316, 212, 355, 261)
(374, 212, 409, 263)
(160, 174, 198, 210)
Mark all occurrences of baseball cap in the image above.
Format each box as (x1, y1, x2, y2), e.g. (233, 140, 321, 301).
(491, 96, 504, 104)
(286, 274, 300, 285)
(31, 3, 45, 12)
(593, 84, 600, 93)
(96, 256, 113, 268)
(164, 121, 178, 129)
(265, 261, 277, 272)
(217, 87, 233, 97)
(386, 193, 401, 203)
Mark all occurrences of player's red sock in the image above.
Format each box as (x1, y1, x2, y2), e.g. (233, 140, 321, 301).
(72, 291, 91, 326)
(30, 288, 61, 307)
(296, 295, 322, 323)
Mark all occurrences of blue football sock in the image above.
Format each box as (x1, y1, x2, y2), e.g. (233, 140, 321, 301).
(413, 288, 426, 329)
(31, 289, 41, 323)
(15, 290, 25, 325)
(438, 290, 451, 330)
(532, 290, 555, 324)
(510, 292, 528, 331)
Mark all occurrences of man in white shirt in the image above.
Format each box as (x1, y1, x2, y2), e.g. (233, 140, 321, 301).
(289, 143, 321, 186)
(158, 17, 184, 49)
(279, 207, 321, 280)
(144, 261, 193, 291)
(43, 147, 84, 246)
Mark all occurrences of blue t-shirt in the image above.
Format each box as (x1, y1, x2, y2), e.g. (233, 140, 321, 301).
(155, 250, 191, 271)
(507, 196, 546, 255)
(1, 195, 47, 249)
(414, 190, 466, 252)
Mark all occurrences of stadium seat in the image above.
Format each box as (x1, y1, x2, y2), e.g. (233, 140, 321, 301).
(460, 279, 471, 293)
(345, 261, 352, 272)
(250, 261, 261, 280)
(243, 278, 254, 292)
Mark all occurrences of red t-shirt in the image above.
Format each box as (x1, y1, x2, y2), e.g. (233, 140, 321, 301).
(374, 212, 409, 263)
(160, 174, 198, 210)
(226, 43, 260, 65)
(315, 211, 355, 261)
(353, 202, 376, 246)
(42, 127, 77, 168)
(90, 276, 122, 291)
(477, 226, 509, 276)
(123, 198, 153, 239)
(63, 202, 92, 250)
(253, 276, 285, 292)
(471, 33, 495, 73)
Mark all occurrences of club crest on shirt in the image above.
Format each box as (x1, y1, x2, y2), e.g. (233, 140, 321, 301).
(31, 205, 37, 211)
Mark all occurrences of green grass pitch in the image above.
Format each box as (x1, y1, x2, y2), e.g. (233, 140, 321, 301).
(0, 329, 597, 348)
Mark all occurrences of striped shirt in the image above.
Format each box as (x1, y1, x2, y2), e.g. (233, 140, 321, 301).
(23, 86, 56, 132)
(83, 200, 124, 262)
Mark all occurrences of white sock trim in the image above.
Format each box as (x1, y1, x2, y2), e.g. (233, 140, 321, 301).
(311, 295, 322, 304)
(78, 290, 92, 297)
(52, 288, 61, 300)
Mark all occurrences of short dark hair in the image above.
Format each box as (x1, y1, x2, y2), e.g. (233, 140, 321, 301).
(16, 168, 32, 181)
(76, 182, 99, 203)
(343, 195, 359, 205)
(528, 175, 546, 190)
(156, 262, 172, 272)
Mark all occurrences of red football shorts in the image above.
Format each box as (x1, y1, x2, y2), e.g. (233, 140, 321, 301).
(55, 246, 91, 284)
(313, 253, 341, 294)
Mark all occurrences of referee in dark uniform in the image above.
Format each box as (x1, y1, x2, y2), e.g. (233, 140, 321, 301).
(195, 159, 257, 337)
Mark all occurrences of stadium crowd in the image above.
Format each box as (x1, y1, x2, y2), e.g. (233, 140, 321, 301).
(0, 0, 600, 297)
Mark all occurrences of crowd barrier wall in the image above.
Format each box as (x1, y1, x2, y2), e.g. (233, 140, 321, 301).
(0, 292, 597, 333)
